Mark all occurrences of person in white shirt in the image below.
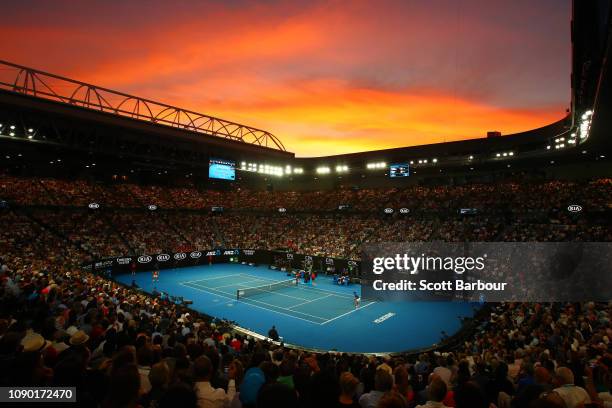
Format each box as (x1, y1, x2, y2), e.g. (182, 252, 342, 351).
(359, 369, 393, 408)
(550, 367, 591, 408)
(194, 355, 236, 408)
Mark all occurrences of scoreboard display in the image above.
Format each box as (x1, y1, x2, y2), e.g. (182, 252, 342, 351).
(209, 158, 236, 180)
(389, 163, 410, 177)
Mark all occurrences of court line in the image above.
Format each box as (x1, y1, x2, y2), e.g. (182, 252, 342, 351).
(181, 276, 364, 324)
(181, 281, 329, 322)
(320, 301, 376, 325)
(288, 294, 333, 310)
(181, 274, 239, 284)
(295, 284, 356, 299)
(199, 278, 267, 290)
(179, 281, 326, 325)
(190, 274, 312, 303)
(235, 283, 312, 302)
(182, 282, 235, 297)
(238, 273, 355, 299)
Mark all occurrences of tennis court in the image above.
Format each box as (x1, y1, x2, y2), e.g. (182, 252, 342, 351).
(115, 264, 476, 353)
(180, 273, 374, 324)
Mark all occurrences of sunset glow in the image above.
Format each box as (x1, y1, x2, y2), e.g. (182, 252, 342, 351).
(1, 0, 570, 156)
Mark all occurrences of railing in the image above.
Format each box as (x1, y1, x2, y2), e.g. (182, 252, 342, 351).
(0, 60, 286, 151)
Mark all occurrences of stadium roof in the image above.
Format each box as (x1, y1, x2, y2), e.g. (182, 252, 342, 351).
(0, 59, 286, 152)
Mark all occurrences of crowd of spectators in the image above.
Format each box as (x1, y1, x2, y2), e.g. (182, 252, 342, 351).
(0, 175, 611, 406)
(0, 249, 610, 407)
(2, 176, 611, 213)
(1, 176, 610, 260)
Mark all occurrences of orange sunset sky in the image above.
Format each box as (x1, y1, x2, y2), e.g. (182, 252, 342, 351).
(1, 0, 570, 156)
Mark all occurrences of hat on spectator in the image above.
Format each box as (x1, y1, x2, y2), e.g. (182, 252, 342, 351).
(21, 332, 51, 353)
(69, 330, 90, 346)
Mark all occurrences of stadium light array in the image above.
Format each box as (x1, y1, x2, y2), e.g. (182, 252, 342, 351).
(241, 161, 305, 177)
(366, 162, 386, 170)
(316, 166, 331, 174)
(335, 165, 349, 173)
(495, 151, 514, 158)
(578, 110, 593, 141)
(241, 161, 285, 177)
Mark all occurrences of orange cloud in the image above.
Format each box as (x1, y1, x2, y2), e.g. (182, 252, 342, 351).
(0, 0, 569, 156)
(164, 77, 563, 156)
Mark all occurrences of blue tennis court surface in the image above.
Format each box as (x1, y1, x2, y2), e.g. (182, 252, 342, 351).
(116, 264, 476, 353)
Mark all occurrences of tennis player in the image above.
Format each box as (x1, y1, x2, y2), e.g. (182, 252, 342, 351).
(152, 270, 159, 284)
(353, 291, 360, 309)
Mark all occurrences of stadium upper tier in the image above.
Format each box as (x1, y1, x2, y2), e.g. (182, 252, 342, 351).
(1, 176, 610, 261)
(1, 176, 611, 212)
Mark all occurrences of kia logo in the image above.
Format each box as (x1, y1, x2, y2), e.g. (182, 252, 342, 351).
(384, 208, 394, 214)
(278, 208, 287, 212)
(88, 203, 100, 209)
(157, 254, 170, 262)
(138, 255, 152, 263)
(567, 204, 582, 213)
(190, 251, 202, 259)
(174, 253, 186, 260)
(399, 208, 409, 214)
(148, 204, 157, 211)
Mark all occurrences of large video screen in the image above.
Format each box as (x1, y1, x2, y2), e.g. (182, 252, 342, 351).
(208, 158, 236, 180)
(389, 163, 410, 177)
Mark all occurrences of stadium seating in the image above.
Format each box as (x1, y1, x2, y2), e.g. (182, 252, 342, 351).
(0, 175, 610, 407)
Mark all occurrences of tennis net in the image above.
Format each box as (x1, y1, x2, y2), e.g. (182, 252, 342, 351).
(237, 279, 297, 300)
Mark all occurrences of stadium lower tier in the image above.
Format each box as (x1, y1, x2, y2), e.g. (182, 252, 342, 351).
(0, 178, 610, 407)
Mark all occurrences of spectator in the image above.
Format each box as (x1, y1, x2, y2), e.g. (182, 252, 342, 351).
(338, 371, 361, 407)
(416, 377, 450, 408)
(550, 367, 591, 408)
(268, 326, 279, 342)
(359, 369, 393, 408)
(193, 355, 236, 408)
